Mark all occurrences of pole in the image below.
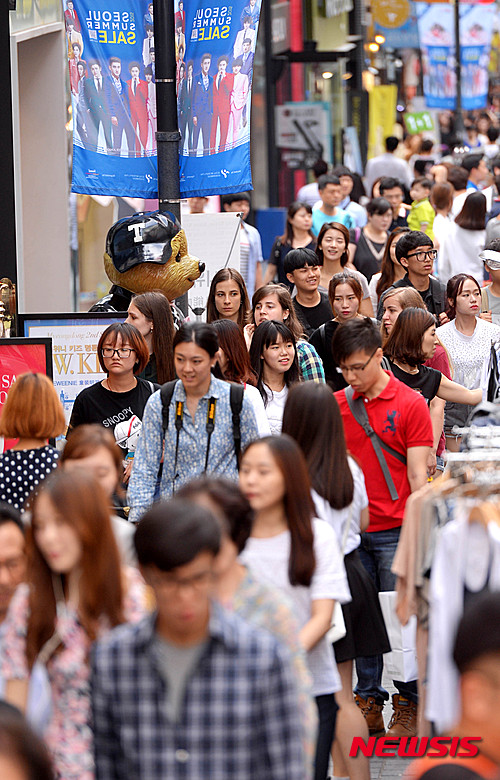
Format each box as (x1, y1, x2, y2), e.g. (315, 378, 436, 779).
(263, 0, 279, 206)
(2, 4, 17, 288)
(453, 0, 465, 142)
(153, 0, 181, 223)
(153, 0, 188, 312)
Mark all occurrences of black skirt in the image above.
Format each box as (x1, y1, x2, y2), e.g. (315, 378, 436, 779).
(333, 548, 391, 664)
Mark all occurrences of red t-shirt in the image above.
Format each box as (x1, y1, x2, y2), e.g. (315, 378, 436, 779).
(335, 373, 433, 532)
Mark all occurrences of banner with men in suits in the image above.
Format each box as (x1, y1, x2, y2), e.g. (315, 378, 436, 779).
(64, 0, 158, 196)
(64, 0, 260, 197)
(176, 0, 261, 196)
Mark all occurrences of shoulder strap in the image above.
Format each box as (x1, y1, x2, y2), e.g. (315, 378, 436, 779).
(230, 383, 245, 463)
(160, 380, 178, 433)
(147, 380, 155, 394)
(381, 356, 392, 371)
(319, 323, 328, 353)
(481, 286, 490, 313)
(344, 386, 406, 501)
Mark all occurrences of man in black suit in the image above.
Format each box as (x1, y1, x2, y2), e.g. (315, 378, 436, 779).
(84, 60, 113, 151)
(192, 53, 213, 155)
(106, 57, 135, 156)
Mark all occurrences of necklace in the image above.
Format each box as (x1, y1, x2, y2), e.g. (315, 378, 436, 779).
(362, 229, 386, 263)
(104, 376, 136, 392)
(392, 359, 419, 375)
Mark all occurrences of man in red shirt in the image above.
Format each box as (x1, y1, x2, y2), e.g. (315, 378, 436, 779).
(333, 319, 432, 738)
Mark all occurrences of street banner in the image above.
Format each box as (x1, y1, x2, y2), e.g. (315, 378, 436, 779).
(178, 0, 261, 196)
(64, 0, 158, 197)
(65, 0, 260, 198)
(416, 2, 495, 111)
(368, 85, 397, 160)
(0, 338, 52, 452)
(373, 0, 420, 49)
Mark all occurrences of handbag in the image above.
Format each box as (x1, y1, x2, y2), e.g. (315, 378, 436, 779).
(326, 504, 353, 644)
(378, 590, 418, 682)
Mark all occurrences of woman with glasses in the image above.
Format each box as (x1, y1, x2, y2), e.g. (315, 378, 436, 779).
(437, 273, 500, 451)
(68, 323, 158, 482)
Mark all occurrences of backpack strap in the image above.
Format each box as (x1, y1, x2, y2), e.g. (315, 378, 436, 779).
(230, 383, 245, 463)
(344, 385, 406, 501)
(319, 323, 328, 354)
(160, 380, 178, 434)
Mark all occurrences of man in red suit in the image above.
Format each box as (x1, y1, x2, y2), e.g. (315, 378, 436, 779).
(64, 0, 81, 32)
(127, 62, 149, 156)
(210, 55, 234, 154)
(174, 0, 185, 33)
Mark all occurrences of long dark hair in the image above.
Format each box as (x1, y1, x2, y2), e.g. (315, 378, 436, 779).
(279, 201, 315, 245)
(455, 191, 487, 231)
(26, 470, 124, 668)
(383, 307, 436, 367)
(211, 319, 257, 385)
(206, 268, 250, 329)
(130, 292, 176, 383)
(248, 321, 300, 405)
(241, 435, 316, 586)
(316, 222, 350, 266)
(282, 383, 354, 509)
(376, 227, 411, 299)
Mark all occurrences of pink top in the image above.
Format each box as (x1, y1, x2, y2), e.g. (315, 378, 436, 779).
(1, 568, 148, 780)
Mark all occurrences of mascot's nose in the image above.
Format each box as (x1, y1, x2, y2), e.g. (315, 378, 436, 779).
(199, 262, 206, 274)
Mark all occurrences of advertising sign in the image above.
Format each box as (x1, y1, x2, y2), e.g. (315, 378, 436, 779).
(18, 313, 125, 424)
(417, 2, 495, 110)
(64, 0, 260, 198)
(0, 338, 52, 451)
(178, 0, 261, 196)
(275, 102, 333, 170)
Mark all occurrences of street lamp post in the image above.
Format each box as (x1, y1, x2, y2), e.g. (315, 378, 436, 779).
(153, 0, 181, 223)
(453, 0, 465, 142)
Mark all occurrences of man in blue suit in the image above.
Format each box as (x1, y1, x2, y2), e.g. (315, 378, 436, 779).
(240, 40, 254, 127)
(192, 53, 213, 155)
(178, 59, 194, 154)
(106, 57, 135, 156)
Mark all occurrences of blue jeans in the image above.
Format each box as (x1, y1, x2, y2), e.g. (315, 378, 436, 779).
(354, 527, 418, 705)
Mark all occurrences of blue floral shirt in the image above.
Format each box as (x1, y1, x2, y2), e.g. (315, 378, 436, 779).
(127, 377, 259, 521)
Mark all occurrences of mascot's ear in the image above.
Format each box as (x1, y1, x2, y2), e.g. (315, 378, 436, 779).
(106, 210, 181, 274)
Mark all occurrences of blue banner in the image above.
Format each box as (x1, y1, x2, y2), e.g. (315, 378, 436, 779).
(65, 0, 260, 198)
(177, 0, 261, 196)
(374, 2, 420, 50)
(416, 2, 495, 111)
(65, 0, 158, 196)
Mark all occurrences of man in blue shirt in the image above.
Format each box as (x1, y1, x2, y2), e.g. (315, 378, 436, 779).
(91, 499, 305, 780)
(312, 174, 355, 236)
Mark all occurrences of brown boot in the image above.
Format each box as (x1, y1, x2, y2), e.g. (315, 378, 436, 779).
(354, 694, 386, 737)
(386, 694, 417, 738)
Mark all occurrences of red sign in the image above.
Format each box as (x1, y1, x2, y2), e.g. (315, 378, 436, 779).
(0, 338, 52, 451)
(349, 737, 482, 758)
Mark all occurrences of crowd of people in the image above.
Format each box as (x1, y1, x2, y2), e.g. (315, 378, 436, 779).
(2, 138, 500, 779)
